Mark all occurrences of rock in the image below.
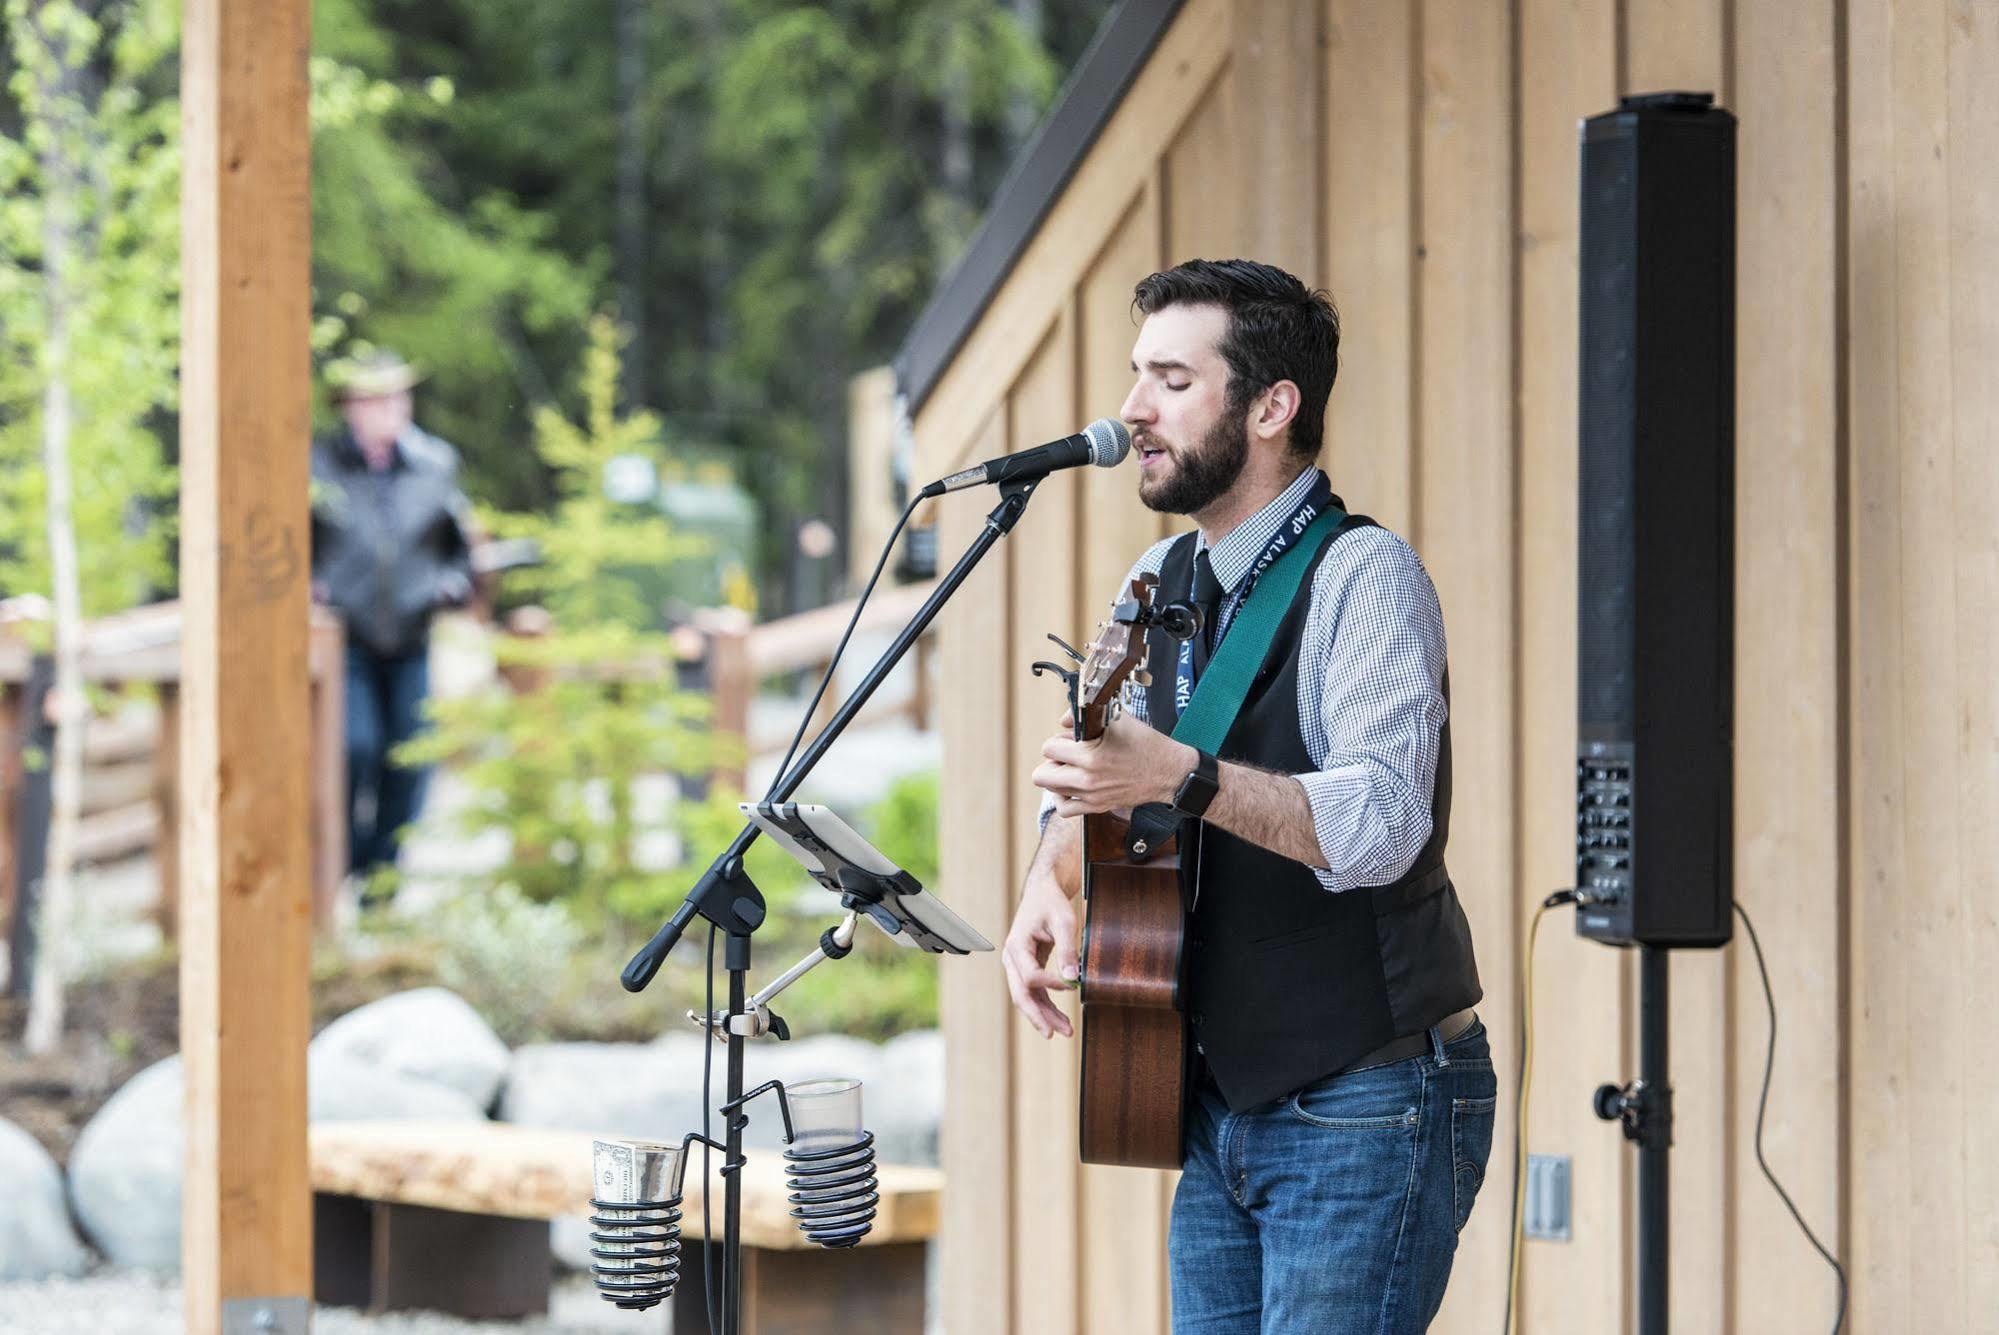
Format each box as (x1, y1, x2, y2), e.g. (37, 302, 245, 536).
(308, 1050, 487, 1122)
(502, 1038, 714, 1273)
(0, 1117, 90, 1280)
(499, 1039, 712, 1143)
(68, 1056, 183, 1270)
(309, 987, 510, 1111)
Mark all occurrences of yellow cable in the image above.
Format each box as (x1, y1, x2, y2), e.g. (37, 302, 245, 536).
(1506, 901, 1556, 1335)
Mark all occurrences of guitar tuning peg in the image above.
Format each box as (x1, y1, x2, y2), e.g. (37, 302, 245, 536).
(1046, 633, 1085, 663)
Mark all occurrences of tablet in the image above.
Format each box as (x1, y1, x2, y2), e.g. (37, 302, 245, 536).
(740, 801, 994, 956)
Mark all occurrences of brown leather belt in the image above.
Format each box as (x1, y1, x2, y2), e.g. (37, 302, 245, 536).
(1336, 1007, 1479, 1074)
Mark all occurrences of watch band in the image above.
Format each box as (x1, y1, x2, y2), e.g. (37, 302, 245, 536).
(1172, 748, 1220, 818)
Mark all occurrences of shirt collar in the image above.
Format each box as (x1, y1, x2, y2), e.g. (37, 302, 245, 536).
(1196, 467, 1327, 594)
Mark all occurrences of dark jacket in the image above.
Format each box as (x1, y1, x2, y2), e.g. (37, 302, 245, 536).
(310, 427, 474, 658)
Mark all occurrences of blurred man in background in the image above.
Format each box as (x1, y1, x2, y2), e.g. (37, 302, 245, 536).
(310, 350, 475, 906)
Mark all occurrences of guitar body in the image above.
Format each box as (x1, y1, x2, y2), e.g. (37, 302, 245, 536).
(1077, 811, 1190, 1169)
(1035, 573, 1194, 1170)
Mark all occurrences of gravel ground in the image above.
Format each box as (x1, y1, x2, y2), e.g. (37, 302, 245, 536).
(0, 1271, 651, 1335)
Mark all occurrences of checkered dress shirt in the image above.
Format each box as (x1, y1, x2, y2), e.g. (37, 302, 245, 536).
(1041, 466, 1450, 894)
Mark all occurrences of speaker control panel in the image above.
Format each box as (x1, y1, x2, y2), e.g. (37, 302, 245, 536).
(1576, 748, 1633, 905)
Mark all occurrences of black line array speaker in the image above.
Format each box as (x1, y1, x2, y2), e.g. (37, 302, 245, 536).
(1574, 92, 1735, 948)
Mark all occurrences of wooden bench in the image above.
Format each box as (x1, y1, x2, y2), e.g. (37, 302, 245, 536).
(308, 1119, 941, 1333)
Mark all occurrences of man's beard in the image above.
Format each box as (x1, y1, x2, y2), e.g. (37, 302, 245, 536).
(1138, 410, 1251, 515)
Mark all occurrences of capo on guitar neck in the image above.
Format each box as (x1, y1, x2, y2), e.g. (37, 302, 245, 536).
(1032, 633, 1087, 739)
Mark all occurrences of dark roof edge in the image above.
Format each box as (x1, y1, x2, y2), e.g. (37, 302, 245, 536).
(893, 0, 1189, 416)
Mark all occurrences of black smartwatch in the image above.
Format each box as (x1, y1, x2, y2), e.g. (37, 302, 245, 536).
(1171, 748, 1220, 819)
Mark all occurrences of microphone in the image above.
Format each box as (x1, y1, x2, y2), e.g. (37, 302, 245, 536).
(918, 418, 1130, 498)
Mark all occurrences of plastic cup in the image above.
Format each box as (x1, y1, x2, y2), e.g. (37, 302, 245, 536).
(593, 1138, 687, 1209)
(786, 1078, 864, 1154)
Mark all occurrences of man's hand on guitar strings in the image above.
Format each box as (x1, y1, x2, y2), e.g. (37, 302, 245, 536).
(1034, 713, 1196, 818)
(1002, 874, 1080, 1039)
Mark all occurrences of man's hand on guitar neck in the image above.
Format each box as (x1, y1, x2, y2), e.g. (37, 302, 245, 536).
(1003, 809, 1083, 1039)
(1034, 713, 1194, 818)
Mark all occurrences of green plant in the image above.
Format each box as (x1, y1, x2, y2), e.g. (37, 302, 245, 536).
(393, 317, 751, 928)
(862, 770, 939, 890)
(422, 883, 585, 1044)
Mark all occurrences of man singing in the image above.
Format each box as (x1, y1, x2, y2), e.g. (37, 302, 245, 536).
(1002, 259, 1493, 1332)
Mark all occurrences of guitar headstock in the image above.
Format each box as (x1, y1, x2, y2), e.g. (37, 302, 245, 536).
(1071, 575, 1156, 741)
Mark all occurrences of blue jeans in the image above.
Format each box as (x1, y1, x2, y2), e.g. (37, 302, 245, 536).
(344, 642, 433, 880)
(1169, 1019, 1497, 1334)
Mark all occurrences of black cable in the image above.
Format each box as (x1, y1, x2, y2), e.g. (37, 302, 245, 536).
(765, 495, 922, 801)
(701, 922, 718, 1335)
(1735, 900, 1848, 1334)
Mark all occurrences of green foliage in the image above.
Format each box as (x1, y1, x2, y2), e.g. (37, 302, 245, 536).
(470, 319, 707, 626)
(353, 0, 1108, 607)
(308, 0, 596, 511)
(422, 883, 586, 1043)
(0, 0, 179, 611)
(863, 769, 939, 889)
(393, 317, 749, 926)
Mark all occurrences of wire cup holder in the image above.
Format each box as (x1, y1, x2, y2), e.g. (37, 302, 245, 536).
(588, 1137, 694, 1311)
(783, 1128, 880, 1248)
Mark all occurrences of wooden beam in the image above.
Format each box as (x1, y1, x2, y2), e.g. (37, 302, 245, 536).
(178, 0, 314, 1331)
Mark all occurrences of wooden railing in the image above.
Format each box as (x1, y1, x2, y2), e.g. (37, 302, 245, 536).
(0, 602, 347, 958)
(0, 581, 939, 962)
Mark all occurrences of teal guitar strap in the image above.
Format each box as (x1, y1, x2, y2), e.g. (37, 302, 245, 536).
(1169, 506, 1346, 754)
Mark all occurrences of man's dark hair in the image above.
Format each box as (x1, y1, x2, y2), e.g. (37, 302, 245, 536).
(1132, 259, 1340, 462)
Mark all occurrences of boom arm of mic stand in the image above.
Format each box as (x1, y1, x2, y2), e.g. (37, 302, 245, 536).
(621, 476, 1044, 992)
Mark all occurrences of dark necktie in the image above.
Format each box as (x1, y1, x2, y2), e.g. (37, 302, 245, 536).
(1191, 549, 1225, 672)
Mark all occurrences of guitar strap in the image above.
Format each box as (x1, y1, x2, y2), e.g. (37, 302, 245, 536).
(1122, 504, 1348, 861)
(1169, 504, 1346, 754)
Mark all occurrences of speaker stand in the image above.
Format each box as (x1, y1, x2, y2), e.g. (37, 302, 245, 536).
(1594, 945, 1672, 1335)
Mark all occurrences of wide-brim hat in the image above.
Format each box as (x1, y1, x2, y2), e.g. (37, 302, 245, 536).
(327, 349, 426, 400)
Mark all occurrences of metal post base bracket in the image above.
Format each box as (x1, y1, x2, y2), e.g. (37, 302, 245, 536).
(221, 1297, 309, 1335)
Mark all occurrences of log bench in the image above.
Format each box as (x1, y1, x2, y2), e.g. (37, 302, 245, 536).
(307, 1119, 941, 1333)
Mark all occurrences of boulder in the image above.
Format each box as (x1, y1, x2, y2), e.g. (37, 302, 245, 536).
(498, 1038, 712, 1142)
(0, 1117, 90, 1280)
(68, 1056, 183, 1270)
(309, 986, 510, 1111)
(309, 1049, 487, 1122)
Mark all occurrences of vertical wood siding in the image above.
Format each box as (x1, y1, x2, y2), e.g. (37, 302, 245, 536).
(913, 0, 1999, 1328)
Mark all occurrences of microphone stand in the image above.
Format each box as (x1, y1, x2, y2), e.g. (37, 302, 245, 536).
(621, 474, 1045, 1335)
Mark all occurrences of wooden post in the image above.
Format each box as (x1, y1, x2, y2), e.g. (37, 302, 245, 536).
(152, 683, 179, 941)
(701, 609, 753, 792)
(178, 0, 313, 1331)
(846, 366, 899, 592)
(0, 679, 22, 977)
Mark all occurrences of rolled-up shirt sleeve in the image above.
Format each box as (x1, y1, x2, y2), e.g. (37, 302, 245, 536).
(1292, 530, 1449, 892)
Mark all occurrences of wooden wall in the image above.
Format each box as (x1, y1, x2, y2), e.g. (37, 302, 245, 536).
(915, 0, 1999, 1330)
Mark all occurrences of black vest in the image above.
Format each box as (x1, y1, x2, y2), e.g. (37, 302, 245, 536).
(1143, 519, 1482, 1112)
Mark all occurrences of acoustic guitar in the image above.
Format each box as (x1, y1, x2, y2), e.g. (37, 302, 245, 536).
(1036, 575, 1192, 1169)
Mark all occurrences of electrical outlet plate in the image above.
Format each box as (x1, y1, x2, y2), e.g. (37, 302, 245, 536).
(1524, 1154, 1572, 1241)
